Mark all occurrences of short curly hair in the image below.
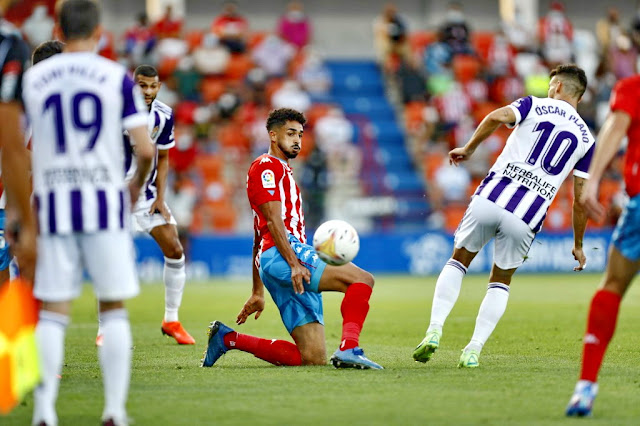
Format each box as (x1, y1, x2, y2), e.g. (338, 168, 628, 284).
(266, 108, 306, 131)
(550, 64, 587, 99)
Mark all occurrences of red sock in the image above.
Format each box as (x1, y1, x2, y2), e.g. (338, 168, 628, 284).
(224, 332, 302, 366)
(340, 282, 373, 350)
(580, 289, 621, 382)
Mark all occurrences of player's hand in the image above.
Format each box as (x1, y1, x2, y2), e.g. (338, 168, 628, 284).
(572, 246, 587, 272)
(12, 221, 37, 283)
(149, 199, 171, 222)
(128, 181, 142, 208)
(579, 180, 606, 224)
(290, 261, 311, 294)
(449, 146, 474, 166)
(236, 293, 265, 324)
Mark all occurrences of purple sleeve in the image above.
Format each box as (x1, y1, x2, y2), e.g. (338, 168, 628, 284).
(509, 96, 533, 125)
(574, 143, 594, 175)
(121, 73, 147, 129)
(156, 113, 175, 148)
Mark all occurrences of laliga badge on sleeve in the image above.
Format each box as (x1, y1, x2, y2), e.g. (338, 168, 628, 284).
(261, 169, 276, 189)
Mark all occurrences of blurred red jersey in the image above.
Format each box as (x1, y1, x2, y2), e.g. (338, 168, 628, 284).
(610, 75, 640, 197)
(247, 154, 305, 252)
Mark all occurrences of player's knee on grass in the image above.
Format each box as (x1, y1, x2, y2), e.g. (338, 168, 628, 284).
(299, 346, 327, 365)
(489, 264, 516, 285)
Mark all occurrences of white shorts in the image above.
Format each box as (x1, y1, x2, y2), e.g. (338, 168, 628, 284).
(34, 231, 139, 302)
(131, 198, 177, 233)
(454, 196, 536, 270)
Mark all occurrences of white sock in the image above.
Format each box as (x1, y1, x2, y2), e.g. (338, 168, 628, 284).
(465, 283, 510, 353)
(163, 255, 186, 323)
(99, 309, 132, 424)
(33, 311, 69, 426)
(427, 259, 467, 333)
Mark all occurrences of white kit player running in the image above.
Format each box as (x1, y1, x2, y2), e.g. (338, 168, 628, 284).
(413, 64, 595, 368)
(97, 65, 195, 346)
(22, 1, 154, 425)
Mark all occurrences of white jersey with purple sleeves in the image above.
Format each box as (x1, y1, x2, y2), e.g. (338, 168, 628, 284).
(474, 96, 595, 232)
(124, 98, 175, 203)
(22, 52, 148, 236)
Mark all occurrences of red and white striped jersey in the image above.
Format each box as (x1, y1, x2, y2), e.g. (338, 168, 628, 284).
(247, 154, 305, 252)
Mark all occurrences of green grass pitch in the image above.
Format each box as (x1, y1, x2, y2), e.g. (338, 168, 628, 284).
(4, 273, 640, 425)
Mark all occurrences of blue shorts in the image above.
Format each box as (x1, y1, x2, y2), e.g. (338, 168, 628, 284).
(612, 194, 640, 262)
(0, 210, 10, 271)
(259, 235, 328, 334)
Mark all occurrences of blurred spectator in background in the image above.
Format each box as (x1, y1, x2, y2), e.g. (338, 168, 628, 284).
(165, 171, 198, 258)
(271, 80, 311, 112)
(153, 5, 183, 39)
(252, 34, 295, 78)
(423, 32, 452, 76)
(632, 5, 640, 50)
(538, 0, 573, 66)
(486, 29, 514, 78)
(607, 33, 637, 80)
(439, 2, 473, 56)
(123, 13, 156, 67)
(212, 1, 248, 53)
(21, 2, 53, 49)
(502, 5, 534, 52)
(596, 7, 621, 54)
(299, 145, 328, 229)
(314, 107, 354, 153)
(277, 1, 312, 50)
(296, 49, 331, 96)
(193, 33, 230, 75)
(373, 3, 409, 72)
(397, 60, 427, 104)
(173, 56, 201, 102)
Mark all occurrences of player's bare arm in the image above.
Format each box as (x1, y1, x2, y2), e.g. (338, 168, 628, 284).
(149, 148, 171, 221)
(237, 228, 266, 324)
(580, 111, 631, 223)
(572, 176, 588, 271)
(450, 106, 516, 166)
(0, 102, 36, 282)
(127, 125, 154, 204)
(258, 200, 311, 294)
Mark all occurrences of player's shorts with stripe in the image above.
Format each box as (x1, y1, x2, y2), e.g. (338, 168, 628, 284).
(131, 198, 177, 233)
(0, 210, 11, 271)
(259, 234, 328, 334)
(34, 231, 139, 302)
(612, 194, 640, 262)
(455, 196, 536, 269)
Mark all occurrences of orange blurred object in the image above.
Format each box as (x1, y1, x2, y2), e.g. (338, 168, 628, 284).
(194, 154, 224, 182)
(157, 57, 180, 80)
(452, 55, 482, 84)
(0, 279, 40, 414)
(185, 30, 205, 51)
(471, 31, 495, 62)
(225, 54, 253, 81)
(409, 31, 437, 55)
(201, 77, 227, 103)
(444, 204, 468, 232)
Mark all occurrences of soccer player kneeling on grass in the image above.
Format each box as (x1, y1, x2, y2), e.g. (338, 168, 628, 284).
(200, 108, 382, 370)
(413, 64, 594, 368)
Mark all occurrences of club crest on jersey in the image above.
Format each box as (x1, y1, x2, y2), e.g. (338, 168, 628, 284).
(150, 126, 160, 139)
(261, 170, 276, 188)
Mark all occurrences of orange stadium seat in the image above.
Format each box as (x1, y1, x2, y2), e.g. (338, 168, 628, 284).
(217, 123, 251, 153)
(409, 31, 437, 56)
(248, 31, 268, 50)
(225, 54, 253, 81)
(452, 55, 481, 84)
(201, 77, 227, 103)
(471, 31, 495, 62)
(472, 101, 500, 124)
(157, 57, 179, 80)
(404, 101, 427, 131)
(194, 154, 223, 182)
(423, 151, 446, 181)
(185, 29, 205, 51)
(444, 204, 467, 232)
(305, 103, 331, 127)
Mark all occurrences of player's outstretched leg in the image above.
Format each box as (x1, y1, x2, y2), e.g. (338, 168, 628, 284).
(200, 321, 302, 367)
(413, 258, 467, 363)
(330, 281, 383, 370)
(458, 282, 510, 368)
(566, 288, 620, 417)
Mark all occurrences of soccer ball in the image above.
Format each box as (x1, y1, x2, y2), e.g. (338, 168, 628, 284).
(312, 220, 360, 266)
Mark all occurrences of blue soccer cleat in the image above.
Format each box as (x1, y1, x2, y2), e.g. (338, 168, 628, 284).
(200, 321, 233, 367)
(566, 381, 598, 417)
(330, 347, 384, 370)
